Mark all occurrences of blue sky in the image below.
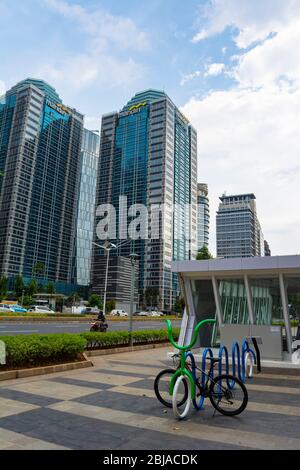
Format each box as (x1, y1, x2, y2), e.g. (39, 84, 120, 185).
(1, 0, 300, 255)
(0, 0, 239, 117)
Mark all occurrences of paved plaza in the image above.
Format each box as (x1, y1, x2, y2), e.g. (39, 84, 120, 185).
(0, 347, 299, 450)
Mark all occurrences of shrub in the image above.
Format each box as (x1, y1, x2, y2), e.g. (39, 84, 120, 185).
(272, 320, 299, 327)
(81, 328, 180, 350)
(0, 327, 181, 369)
(1, 334, 86, 368)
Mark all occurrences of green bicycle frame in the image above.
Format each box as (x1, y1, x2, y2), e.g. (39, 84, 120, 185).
(166, 318, 216, 399)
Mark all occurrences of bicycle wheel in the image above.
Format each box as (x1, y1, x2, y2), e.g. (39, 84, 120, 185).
(209, 374, 248, 416)
(244, 352, 253, 378)
(154, 369, 188, 408)
(172, 374, 192, 419)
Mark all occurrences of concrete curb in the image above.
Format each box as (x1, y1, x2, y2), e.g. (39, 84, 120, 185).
(85, 341, 169, 357)
(0, 358, 93, 381)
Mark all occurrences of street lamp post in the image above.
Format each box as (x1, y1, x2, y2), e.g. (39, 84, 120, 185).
(129, 253, 139, 347)
(92, 240, 117, 316)
(93, 239, 138, 323)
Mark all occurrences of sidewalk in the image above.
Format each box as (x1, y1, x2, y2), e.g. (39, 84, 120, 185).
(0, 346, 299, 450)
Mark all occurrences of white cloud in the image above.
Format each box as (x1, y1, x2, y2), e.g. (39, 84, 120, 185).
(204, 63, 225, 77)
(192, 0, 300, 48)
(180, 63, 225, 86)
(185, 0, 300, 255)
(180, 70, 202, 86)
(44, 0, 148, 51)
(182, 87, 300, 256)
(192, 29, 210, 43)
(38, 54, 144, 90)
(84, 116, 101, 132)
(232, 19, 300, 89)
(40, 0, 148, 89)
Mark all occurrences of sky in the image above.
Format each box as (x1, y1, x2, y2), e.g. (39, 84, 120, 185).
(0, 0, 299, 256)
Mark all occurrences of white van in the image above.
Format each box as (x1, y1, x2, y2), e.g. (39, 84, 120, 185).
(28, 306, 55, 314)
(110, 309, 128, 317)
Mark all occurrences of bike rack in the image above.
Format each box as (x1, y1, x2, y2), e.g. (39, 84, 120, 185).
(186, 338, 259, 410)
(218, 340, 257, 388)
(186, 347, 214, 410)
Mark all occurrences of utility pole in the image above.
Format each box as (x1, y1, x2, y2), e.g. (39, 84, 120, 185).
(129, 253, 139, 347)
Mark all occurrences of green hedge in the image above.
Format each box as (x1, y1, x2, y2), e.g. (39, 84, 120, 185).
(1, 334, 86, 368)
(81, 328, 180, 350)
(0, 328, 179, 369)
(272, 320, 299, 327)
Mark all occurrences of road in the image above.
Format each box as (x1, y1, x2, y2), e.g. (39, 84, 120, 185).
(0, 320, 182, 336)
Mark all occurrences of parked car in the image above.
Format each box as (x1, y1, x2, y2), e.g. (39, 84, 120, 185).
(135, 310, 149, 316)
(12, 304, 26, 313)
(0, 303, 14, 313)
(9, 304, 28, 313)
(150, 311, 164, 317)
(28, 305, 55, 314)
(110, 309, 128, 317)
(84, 307, 100, 315)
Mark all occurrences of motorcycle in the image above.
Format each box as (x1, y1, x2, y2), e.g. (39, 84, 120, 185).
(90, 320, 108, 333)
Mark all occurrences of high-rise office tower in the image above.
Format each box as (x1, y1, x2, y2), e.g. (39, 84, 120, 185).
(264, 240, 271, 257)
(216, 193, 264, 258)
(92, 89, 197, 309)
(0, 79, 83, 291)
(76, 129, 100, 286)
(197, 183, 210, 250)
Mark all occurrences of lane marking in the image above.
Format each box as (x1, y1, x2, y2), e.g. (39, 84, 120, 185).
(54, 325, 83, 328)
(0, 330, 39, 334)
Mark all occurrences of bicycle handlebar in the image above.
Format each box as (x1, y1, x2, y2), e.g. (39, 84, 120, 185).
(165, 318, 216, 351)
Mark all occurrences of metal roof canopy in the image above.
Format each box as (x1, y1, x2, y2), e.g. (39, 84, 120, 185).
(172, 255, 300, 358)
(172, 255, 300, 279)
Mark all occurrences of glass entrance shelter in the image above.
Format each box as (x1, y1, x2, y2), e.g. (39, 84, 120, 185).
(172, 255, 300, 361)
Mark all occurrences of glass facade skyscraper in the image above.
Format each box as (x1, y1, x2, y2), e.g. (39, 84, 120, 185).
(92, 89, 197, 309)
(0, 78, 83, 291)
(76, 129, 100, 286)
(216, 193, 264, 258)
(197, 183, 210, 250)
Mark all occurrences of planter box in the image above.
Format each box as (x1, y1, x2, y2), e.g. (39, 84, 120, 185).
(0, 358, 93, 381)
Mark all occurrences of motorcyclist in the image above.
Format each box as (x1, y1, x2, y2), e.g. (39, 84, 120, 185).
(91, 310, 107, 332)
(97, 310, 106, 323)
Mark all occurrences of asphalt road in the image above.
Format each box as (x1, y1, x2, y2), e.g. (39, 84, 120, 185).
(0, 320, 182, 336)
